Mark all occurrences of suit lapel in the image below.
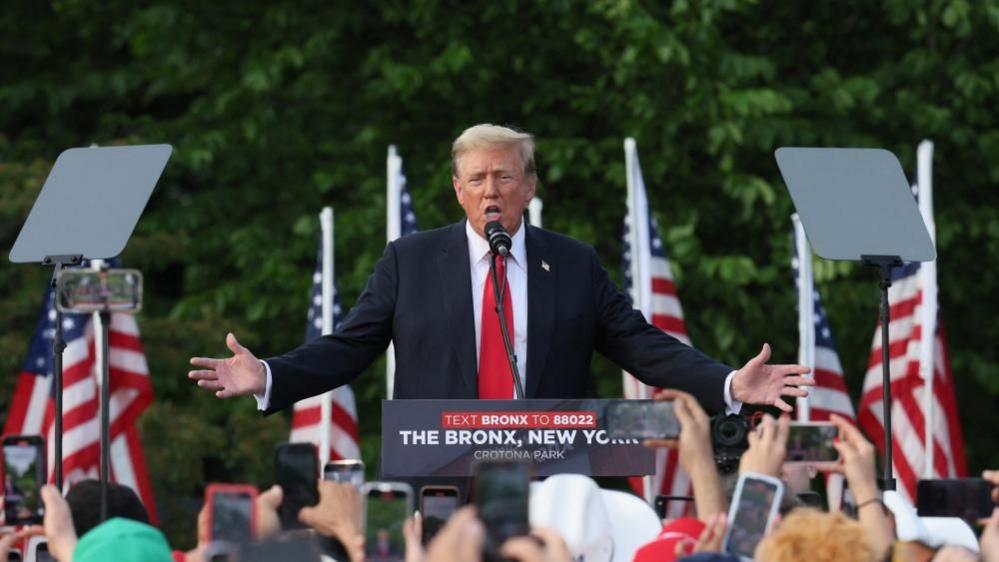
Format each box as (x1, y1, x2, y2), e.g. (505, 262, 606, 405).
(437, 221, 478, 397)
(525, 225, 555, 398)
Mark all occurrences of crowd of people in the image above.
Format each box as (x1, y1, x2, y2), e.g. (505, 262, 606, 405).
(0, 390, 996, 561)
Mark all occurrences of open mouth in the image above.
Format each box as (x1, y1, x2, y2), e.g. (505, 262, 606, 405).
(484, 205, 502, 221)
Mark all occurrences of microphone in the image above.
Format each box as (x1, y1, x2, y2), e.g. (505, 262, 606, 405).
(485, 221, 512, 257)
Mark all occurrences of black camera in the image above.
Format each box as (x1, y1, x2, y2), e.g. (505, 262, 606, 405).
(710, 414, 751, 473)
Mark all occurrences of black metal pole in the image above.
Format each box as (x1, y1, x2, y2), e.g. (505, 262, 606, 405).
(878, 272, 896, 490)
(99, 309, 111, 521)
(51, 275, 65, 490)
(43, 254, 82, 492)
(864, 256, 900, 492)
(490, 253, 525, 399)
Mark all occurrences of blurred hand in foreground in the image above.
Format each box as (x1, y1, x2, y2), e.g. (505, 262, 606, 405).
(738, 414, 789, 478)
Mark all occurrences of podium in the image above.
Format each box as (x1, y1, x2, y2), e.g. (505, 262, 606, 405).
(380, 399, 654, 479)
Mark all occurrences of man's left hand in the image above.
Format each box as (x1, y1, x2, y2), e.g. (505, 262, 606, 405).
(731, 343, 813, 413)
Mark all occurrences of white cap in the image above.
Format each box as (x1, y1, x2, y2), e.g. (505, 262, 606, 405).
(875, 492, 981, 552)
(529, 475, 660, 562)
(921, 517, 979, 552)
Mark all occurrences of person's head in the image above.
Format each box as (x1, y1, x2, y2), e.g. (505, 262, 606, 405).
(72, 517, 172, 562)
(451, 124, 537, 237)
(755, 508, 875, 562)
(779, 463, 817, 495)
(66, 479, 150, 537)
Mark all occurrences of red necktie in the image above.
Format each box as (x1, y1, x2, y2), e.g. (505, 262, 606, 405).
(478, 254, 514, 399)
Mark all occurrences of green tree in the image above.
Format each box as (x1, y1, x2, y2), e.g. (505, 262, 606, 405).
(1, 0, 997, 547)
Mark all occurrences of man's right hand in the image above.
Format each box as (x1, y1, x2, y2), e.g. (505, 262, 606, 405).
(188, 333, 266, 398)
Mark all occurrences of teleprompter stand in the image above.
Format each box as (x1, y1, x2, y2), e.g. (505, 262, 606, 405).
(775, 148, 935, 492)
(10, 144, 172, 519)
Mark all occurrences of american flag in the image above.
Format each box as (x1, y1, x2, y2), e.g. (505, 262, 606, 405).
(3, 262, 157, 521)
(289, 235, 361, 461)
(622, 138, 691, 515)
(858, 164, 966, 503)
(397, 158, 419, 237)
(858, 265, 967, 502)
(791, 227, 856, 422)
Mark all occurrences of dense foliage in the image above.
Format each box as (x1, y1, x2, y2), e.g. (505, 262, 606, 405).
(2, 0, 997, 547)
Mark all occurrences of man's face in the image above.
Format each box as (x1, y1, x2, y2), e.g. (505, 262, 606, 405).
(452, 145, 536, 238)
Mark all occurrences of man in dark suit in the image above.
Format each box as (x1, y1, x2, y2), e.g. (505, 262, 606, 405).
(190, 124, 811, 415)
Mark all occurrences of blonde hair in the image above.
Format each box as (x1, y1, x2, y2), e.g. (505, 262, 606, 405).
(451, 124, 536, 178)
(755, 508, 875, 562)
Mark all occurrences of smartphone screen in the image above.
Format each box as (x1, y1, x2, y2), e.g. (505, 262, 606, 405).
(3, 436, 46, 525)
(34, 543, 55, 562)
(786, 423, 840, 463)
(420, 487, 459, 544)
(274, 443, 319, 530)
(364, 484, 412, 562)
(210, 488, 256, 542)
(605, 400, 680, 440)
(654, 494, 694, 520)
(917, 478, 996, 521)
(474, 461, 530, 547)
(724, 475, 783, 559)
(324, 460, 365, 487)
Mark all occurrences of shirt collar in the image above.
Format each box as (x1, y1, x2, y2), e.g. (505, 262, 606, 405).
(465, 219, 527, 271)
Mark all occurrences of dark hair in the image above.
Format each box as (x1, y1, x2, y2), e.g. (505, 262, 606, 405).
(66, 479, 150, 537)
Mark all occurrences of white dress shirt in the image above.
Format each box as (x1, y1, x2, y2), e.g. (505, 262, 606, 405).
(467, 220, 528, 399)
(257, 220, 741, 412)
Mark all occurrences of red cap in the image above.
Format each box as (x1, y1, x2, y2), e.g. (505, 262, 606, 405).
(632, 517, 706, 562)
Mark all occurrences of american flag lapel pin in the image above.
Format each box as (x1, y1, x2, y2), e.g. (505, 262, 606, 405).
(541, 260, 550, 272)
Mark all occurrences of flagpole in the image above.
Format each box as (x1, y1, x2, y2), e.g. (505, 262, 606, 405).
(916, 140, 937, 479)
(89, 259, 111, 520)
(528, 198, 543, 228)
(623, 138, 654, 503)
(792, 215, 813, 422)
(623, 138, 647, 400)
(386, 146, 402, 400)
(319, 207, 335, 465)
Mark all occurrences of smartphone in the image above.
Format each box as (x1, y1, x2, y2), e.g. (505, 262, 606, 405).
(916, 478, 997, 521)
(274, 443, 320, 530)
(420, 486, 459, 545)
(785, 422, 840, 464)
(654, 494, 694, 520)
(722, 473, 784, 560)
(2, 435, 46, 525)
(605, 400, 680, 440)
(206, 483, 258, 543)
(26, 537, 53, 562)
(320, 460, 365, 560)
(473, 460, 531, 552)
(362, 482, 414, 562)
(324, 459, 365, 487)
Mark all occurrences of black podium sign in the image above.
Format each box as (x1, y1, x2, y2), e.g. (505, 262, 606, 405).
(380, 399, 655, 478)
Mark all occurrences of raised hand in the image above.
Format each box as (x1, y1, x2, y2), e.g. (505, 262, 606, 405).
(188, 333, 266, 398)
(643, 389, 726, 520)
(730, 343, 813, 412)
(738, 414, 789, 478)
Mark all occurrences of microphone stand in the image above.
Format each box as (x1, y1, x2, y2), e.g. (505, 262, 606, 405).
(490, 252, 525, 399)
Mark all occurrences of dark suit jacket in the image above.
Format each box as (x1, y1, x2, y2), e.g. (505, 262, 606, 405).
(265, 221, 733, 413)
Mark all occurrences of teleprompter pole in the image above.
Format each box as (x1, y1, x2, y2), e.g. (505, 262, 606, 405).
(864, 255, 902, 492)
(43, 255, 83, 490)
